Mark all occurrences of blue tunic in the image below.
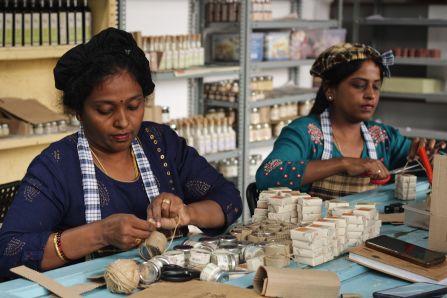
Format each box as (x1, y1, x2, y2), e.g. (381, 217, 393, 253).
(256, 115, 411, 191)
(0, 122, 242, 278)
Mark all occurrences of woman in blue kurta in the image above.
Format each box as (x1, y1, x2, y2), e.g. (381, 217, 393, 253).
(0, 28, 242, 278)
(256, 43, 445, 200)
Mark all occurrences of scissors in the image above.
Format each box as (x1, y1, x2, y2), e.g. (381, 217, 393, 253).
(160, 264, 201, 282)
(369, 147, 433, 185)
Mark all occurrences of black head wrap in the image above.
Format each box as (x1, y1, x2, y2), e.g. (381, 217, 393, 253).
(54, 27, 154, 97)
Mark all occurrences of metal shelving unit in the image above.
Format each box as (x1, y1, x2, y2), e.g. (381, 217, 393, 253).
(249, 138, 277, 150)
(152, 65, 240, 81)
(203, 150, 240, 163)
(252, 19, 338, 29)
(248, 88, 316, 108)
(352, 0, 447, 140)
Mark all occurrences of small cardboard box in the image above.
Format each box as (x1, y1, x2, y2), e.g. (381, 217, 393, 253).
(0, 97, 68, 135)
(428, 155, 447, 253)
(381, 77, 443, 93)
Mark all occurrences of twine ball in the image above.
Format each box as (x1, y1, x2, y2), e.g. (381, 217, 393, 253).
(104, 259, 140, 294)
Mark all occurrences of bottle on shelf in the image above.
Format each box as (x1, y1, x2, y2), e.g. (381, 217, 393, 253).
(49, 0, 58, 45)
(57, 0, 67, 44)
(4, 0, 13, 47)
(40, 0, 50, 45)
(66, 0, 75, 44)
(22, 0, 31, 46)
(0, 1, 4, 47)
(30, 0, 40, 46)
(13, 0, 23, 47)
(73, 0, 81, 43)
(81, 0, 90, 42)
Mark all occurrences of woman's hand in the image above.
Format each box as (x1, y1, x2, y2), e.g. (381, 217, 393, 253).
(100, 214, 152, 250)
(146, 192, 191, 230)
(342, 157, 390, 180)
(408, 138, 446, 160)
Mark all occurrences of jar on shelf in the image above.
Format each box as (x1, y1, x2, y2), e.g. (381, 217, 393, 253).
(299, 99, 313, 116)
(249, 124, 255, 142)
(227, 158, 238, 177)
(250, 108, 260, 125)
(161, 106, 170, 124)
(34, 123, 44, 135)
(249, 155, 258, 177)
(270, 104, 280, 121)
(58, 120, 67, 132)
(255, 123, 263, 141)
(274, 121, 286, 137)
(262, 122, 272, 140)
(51, 122, 58, 133)
(1, 124, 9, 137)
(279, 103, 288, 119)
(44, 123, 52, 134)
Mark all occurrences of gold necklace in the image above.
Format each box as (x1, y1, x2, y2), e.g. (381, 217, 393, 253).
(91, 148, 139, 179)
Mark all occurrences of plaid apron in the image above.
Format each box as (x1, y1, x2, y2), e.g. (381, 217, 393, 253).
(309, 109, 378, 201)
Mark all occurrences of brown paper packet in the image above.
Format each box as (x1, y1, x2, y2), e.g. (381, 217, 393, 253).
(253, 266, 340, 298)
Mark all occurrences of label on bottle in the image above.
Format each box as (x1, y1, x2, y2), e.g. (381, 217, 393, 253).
(23, 13, 32, 46)
(14, 12, 23, 46)
(4, 13, 13, 46)
(41, 13, 50, 45)
(31, 12, 40, 46)
(84, 11, 91, 42)
(50, 12, 58, 45)
(58, 12, 67, 44)
(75, 11, 82, 43)
(67, 11, 75, 44)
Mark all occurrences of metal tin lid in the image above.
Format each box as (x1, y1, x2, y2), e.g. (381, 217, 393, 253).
(139, 261, 161, 285)
(173, 244, 193, 252)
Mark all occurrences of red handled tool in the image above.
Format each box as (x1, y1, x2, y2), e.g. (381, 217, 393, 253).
(417, 147, 433, 184)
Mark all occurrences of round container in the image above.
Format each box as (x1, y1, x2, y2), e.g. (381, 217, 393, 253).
(150, 255, 170, 269)
(58, 120, 67, 132)
(189, 248, 211, 269)
(218, 244, 240, 266)
(163, 250, 185, 267)
(200, 263, 225, 282)
(218, 234, 237, 247)
(34, 123, 44, 135)
(199, 236, 220, 250)
(241, 245, 264, 262)
(182, 239, 202, 248)
(139, 261, 161, 285)
(173, 244, 193, 265)
(44, 123, 52, 134)
(210, 249, 237, 271)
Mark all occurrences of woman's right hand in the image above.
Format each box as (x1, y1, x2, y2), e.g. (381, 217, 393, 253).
(100, 214, 152, 250)
(342, 157, 390, 180)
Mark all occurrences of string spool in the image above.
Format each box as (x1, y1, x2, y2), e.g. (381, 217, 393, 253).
(139, 231, 168, 260)
(104, 259, 140, 294)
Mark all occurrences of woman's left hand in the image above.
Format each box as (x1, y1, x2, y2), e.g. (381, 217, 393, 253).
(146, 192, 191, 230)
(408, 138, 446, 160)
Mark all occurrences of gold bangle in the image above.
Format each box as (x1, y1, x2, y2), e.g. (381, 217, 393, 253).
(53, 232, 71, 263)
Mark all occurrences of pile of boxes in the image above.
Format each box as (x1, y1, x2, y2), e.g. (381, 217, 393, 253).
(290, 202, 382, 267)
(395, 174, 417, 200)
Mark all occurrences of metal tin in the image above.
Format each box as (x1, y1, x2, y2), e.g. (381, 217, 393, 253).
(196, 243, 215, 253)
(199, 236, 220, 249)
(218, 234, 238, 246)
(200, 263, 225, 282)
(139, 244, 161, 261)
(217, 244, 240, 265)
(150, 255, 170, 269)
(139, 261, 161, 285)
(173, 244, 193, 265)
(189, 248, 211, 269)
(163, 250, 186, 267)
(210, 249, 237, 271)
(182, 239, 202, 248)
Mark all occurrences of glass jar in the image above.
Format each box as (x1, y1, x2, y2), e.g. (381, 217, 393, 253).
(34, 123, 44, 135)
(249, 124, 255, 142)
(271, 104, 280, 121)
(279, 104, 288, 119)
(255, 123, 263, 142)
(1, 124, 9, 137)
(161, 106, 170, 124)
(250, 108, 260, 124)
(249, 155, 258, 177)
(274, 121, 286, 137)
(44, 123, 52, 134)
(58, 120, 67, 132)
(263, 123, 272, 140)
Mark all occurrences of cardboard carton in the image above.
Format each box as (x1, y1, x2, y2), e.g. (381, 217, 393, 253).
(428, 155, 447, 253)
(0, 97, 68, 135)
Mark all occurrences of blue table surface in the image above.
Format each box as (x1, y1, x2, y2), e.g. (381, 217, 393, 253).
(0, 180, 433, 297)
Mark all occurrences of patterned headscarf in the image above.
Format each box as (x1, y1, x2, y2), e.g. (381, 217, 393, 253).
(310, 43, 394, 78)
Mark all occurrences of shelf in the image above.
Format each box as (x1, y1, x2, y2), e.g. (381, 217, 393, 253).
(203, 149, 240, 163)
(152, 65, 240, 81)
(253, 59, 314, 70)
(206, 100, 238, 109)
(252, 19, 338, 29)
(381, 91, 447, 104)
(0, 129, 77, 151)
(358, 17, 447, 27)
(249, 138, 277, 149)
(398, 127, 447, 141)
(395, 58, 447, 67)
(0, 45, 75, 61)
(249, 87, 316, 108)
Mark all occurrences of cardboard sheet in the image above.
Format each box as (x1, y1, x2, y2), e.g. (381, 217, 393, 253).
(252, 266, 340, 298)
(129, 280, 261, 298)
(429, 155, 447, 253)
(0, 97, 67, 124)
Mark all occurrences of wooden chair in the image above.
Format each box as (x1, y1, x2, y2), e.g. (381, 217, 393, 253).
(0, 180, 21, 224)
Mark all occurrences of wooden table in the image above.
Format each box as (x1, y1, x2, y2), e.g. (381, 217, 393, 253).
(0, 180, 431, 297)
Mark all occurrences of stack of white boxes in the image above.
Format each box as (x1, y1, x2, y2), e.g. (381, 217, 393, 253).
(290, 227, 324, 266)
(325, 199, 350, 216)
(306, 223, 335, 263)
(395, 174, 417, 200)
(252, 190, 276, 222)
(268, 194, 296, 222)
(297, 196, 322, 225)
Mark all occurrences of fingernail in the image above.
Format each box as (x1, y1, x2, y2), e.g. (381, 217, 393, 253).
(157, 222, 161, 228)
